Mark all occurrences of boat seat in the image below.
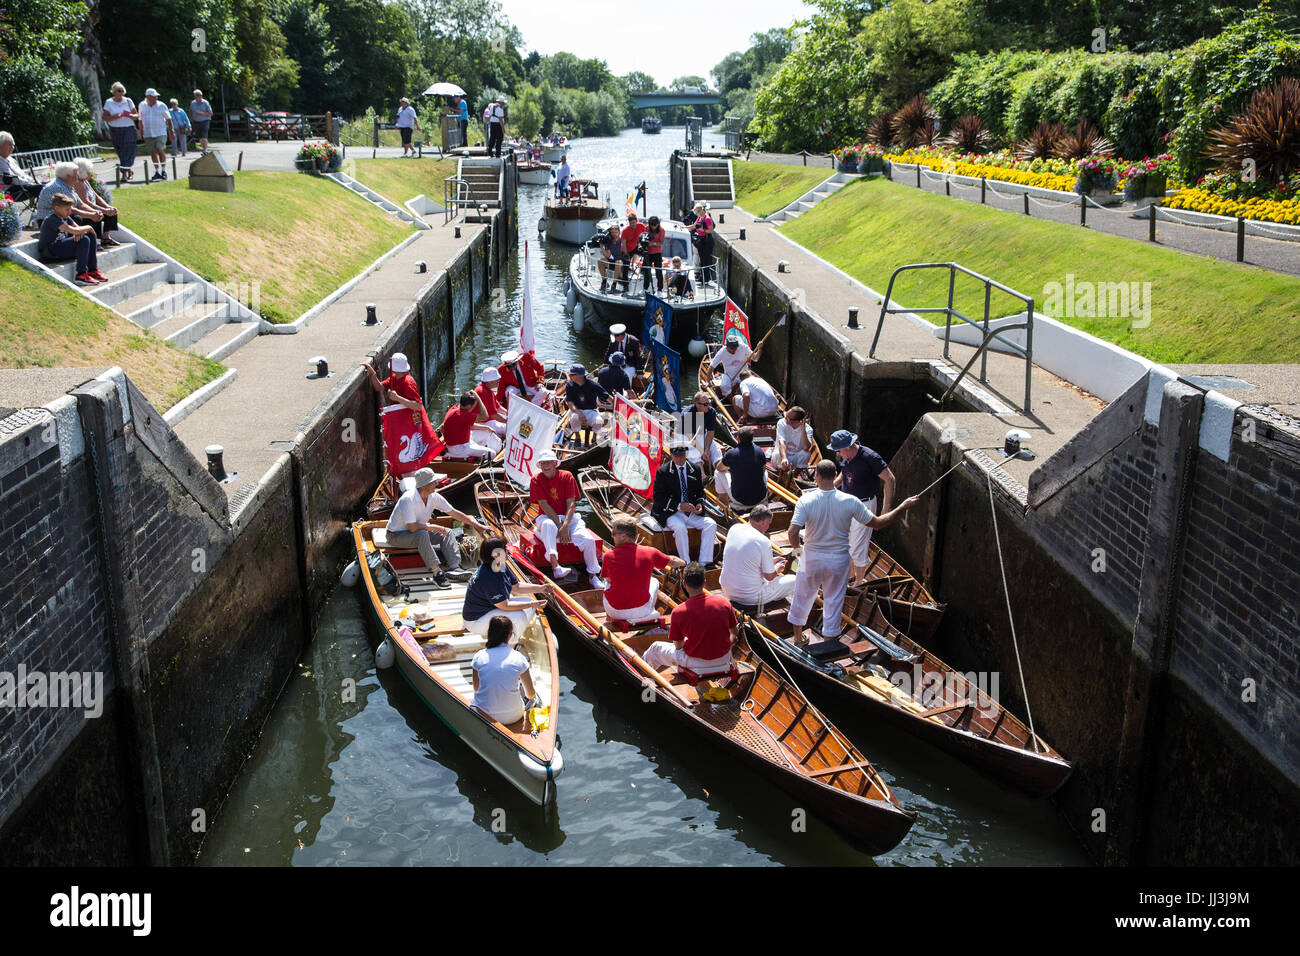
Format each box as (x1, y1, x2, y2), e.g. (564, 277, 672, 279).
(371, 528, 418, 553)
(805, 639, 852, 662)
(637, 514, 666, 533)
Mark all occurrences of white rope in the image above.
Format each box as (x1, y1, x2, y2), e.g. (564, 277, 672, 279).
(984, 467, 1042, 753)
(1155, 205, 1237, 227)
(1027, 193, 1078, 210)
(1247, 221, 1300, 241)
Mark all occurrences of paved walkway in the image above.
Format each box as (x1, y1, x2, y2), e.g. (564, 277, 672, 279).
(171, 211, 484, 498)
(723, 206, 1108, 487)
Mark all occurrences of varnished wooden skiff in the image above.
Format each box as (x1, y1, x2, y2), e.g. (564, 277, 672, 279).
(483, 486, 914, 854)
(352, 519, 563, 803)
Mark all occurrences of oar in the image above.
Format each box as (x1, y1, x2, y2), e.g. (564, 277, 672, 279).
(736, 313, 786, 373)
(509, 546, 692, 706)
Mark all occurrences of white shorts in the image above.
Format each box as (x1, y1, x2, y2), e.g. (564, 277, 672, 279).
(567, 407, 603, 431)
(446, 439, 495, 460)
(464, 607, 534, 643)
(850, 497, 877, 565)
(781, 448, 811, 469)
(643, 643, 731, 674)
(603, 577, 660, 625)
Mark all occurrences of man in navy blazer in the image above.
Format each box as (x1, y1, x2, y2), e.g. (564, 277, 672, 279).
(651, 436, 717, 565)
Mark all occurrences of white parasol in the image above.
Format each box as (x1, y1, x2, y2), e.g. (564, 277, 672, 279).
(423, 82, 466, 96)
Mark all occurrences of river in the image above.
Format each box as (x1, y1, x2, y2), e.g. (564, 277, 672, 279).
(196, 128, 1088, 866)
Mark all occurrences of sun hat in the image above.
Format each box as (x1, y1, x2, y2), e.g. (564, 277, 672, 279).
(481, 367, 501, 383)
(568, 364, 587, 376)
(501, 349, 520, 364)
(390, 352, 410, 373)
(828, 429, 858, 452)
(536, 449, 560, 465)
(412, 467, 439, 488)
(609, 351, 626, 367)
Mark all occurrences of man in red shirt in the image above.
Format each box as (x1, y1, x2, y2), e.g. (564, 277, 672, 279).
(364, 352, 422, 410)
(616, 212, 646, 293)
(476, 366, 507, 438)
(441, 391, 499, 460)
(497, 350, 550, 407)
(600, 516, 684, 626)
(530, 450, 603, 585)
(644, 562, 737, 674)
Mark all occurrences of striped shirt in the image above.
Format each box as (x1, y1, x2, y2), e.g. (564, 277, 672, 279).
(790, 488, 874, 554)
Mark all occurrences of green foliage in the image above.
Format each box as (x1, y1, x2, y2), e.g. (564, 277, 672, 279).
(0, 0, 83, 64)
(929, 50, 1050, 141)
(319, 0, 420, 116)
(99, 0, 241, 100)
(0, 54, 94, 149)
(751, 14, 864, 151)
(279, 0, 339, 112)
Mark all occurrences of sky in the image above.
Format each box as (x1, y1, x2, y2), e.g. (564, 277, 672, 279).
(498, 0, 813, 88)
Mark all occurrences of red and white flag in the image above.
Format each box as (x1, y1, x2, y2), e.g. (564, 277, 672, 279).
(609, 395, 664, 498)
(503, 396, 560, 489)
(383, 404, 445, 476)
(519, 240, 536, 357)
(723, 297, 751, 347)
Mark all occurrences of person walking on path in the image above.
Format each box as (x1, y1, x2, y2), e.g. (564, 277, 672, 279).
(168, 98, 191, 156)
(786, 460, 918, 644)
(189, 90, 213, 153)
(138, 88, 174, 180)
(485, 98, 506, 158)
(102, 83, 139, 180)
(828, 429, 896, 589)
(396, 97, 420, 156)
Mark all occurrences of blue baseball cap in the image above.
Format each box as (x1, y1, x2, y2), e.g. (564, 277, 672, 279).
(568, 364, 587, 376)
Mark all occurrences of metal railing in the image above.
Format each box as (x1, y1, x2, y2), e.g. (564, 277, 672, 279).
(336, 118, 369, 148)
(11, 144, 101, 171)
(685, 117, 703, 155)
(573, 244, 721, 300)
(720, 116, 743, 150)
(868, 262, 1035, 413)
(443, 176, 471, 224)
(442, 114, 465, 151)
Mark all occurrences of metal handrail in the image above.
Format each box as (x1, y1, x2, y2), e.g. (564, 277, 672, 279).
(443, 176, 471, 225)
(13, 144, 101, 170)
(574, 244, 720, 299)
(868, 261, 1035, 413)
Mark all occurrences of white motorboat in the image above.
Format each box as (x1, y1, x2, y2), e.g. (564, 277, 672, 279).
(540, 179, 615, 245)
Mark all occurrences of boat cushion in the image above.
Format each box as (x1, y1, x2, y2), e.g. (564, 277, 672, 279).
(637, 514, 665, 533)
(518, 530, 604, 567)
(805, 639, 851, 662)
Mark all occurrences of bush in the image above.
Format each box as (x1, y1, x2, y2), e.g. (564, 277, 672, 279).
(0, 55, 94, 150)
(930, 50, 1052, 142)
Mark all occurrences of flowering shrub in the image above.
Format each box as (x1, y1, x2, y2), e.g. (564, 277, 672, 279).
(1119, 153, 1174, 183)
(296, 140, 342, 172)
(886, 147, 1079, 192)
(1074, 155, 1120, 194)
(1165, 187, 1300, 224)
(0, 195, 20, 245)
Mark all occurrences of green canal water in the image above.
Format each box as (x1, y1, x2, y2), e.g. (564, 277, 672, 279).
(197, 129, 1089, 867)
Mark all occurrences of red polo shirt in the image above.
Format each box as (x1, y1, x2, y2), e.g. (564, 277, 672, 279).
(621, 221, 646, 255)
(381, 372, 421, 405)
(529, 468, 578, 513)
(669, 593, 736, 661)
(601, 542, 671, 610)
(476, 382, 501, 418)
(441, 405, 478, 447)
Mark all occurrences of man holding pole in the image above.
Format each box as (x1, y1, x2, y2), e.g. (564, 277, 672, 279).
(787, 460, 918, 644)
(828, 429, 896, 589)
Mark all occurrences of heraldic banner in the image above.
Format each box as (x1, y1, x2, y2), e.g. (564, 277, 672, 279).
(383, 403, 445, 476)
(649, 338, 682, 414)
(609, 395, 665, 497)
(504, 397, 560, 489)
(643, 293, 673, 350)
(723, 297, 751, 346)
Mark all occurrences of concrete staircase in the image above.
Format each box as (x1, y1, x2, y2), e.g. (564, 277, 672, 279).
(325, 171, 431, 230)
(456, 158, 502, 222)
(762, 172, 856, 223)
(687, 158, 735, 209)
(3, 228, 260, 361)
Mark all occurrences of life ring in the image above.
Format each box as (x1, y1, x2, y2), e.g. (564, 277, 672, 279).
(572, 301, 585, 332)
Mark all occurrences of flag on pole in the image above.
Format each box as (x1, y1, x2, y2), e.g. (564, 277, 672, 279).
(723, 297, 751, 346)
(609, 395, 664, 498)
(643, 293, 673, 350)
(383, 404, 445, 476)
(519, 240, 536, 357)
(649, 338, 682, 414)
(625, 191, 637, 217)
(503, 397, 560, 489)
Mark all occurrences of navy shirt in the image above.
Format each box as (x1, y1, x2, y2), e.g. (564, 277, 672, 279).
(597, 364, 632, 396)
(37, 214, 74, 258)
(463, 565, 518, 622)
(565, 377, 608, 410)
(722, 443, 769, 507)
(838, 445, 888, 501)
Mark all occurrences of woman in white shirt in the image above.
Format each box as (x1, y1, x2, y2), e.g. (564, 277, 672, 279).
(471, 616, 536, 725)
(102, 82, 139, 180)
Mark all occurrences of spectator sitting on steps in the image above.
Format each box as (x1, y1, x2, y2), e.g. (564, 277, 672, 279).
(72, 158, 122, 248)
(38, 194, 103, 286)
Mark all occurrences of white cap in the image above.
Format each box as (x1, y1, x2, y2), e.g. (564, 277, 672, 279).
(390, 352, 410, 373)
(609, 323, 627, 336)
(501, 350, 521, 364)
(481, 366, 501, 383)
(145, 88, 159, 97)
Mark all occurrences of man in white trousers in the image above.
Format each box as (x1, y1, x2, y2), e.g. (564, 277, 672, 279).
(828, 428, 896, 588)
(529, 451, 605, 586)
(709, 331, 755, 398)
(787, 460, 919, 644)
(651, 437, 718, 566)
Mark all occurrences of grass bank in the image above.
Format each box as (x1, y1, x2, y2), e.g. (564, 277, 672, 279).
(114, 170, 411, 323)
(347, 157, 458, 204)
(0, 261, 224, 410)
(733, 161, 835, 218)
(780, 177, 1300, 364)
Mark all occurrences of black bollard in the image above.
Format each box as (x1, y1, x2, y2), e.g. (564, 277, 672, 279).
(739, 228, 746, 240)
(455, 226, 462, 239)
(364, 303, 378, 326)
(417, 260, 427, 273)
(206, 445, 235, 482)
(848, 307, 859, 329)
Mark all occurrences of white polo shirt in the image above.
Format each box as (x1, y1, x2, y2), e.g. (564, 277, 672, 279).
(719, 523, 775, 605)
(790, 488, 874, 555)
(777, 417, 813, 452)
(386, 486, 452, 533)
(740, 377, 779, 418)
(104, 97, 136, 128)
(396, 105, 417, 128)
(711, 341, 752, 379)
(139, 101, 172, 138)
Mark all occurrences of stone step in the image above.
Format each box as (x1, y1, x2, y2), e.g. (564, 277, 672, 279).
(145, 298, 227, 341)
(187, 317, 259, 361)
(114, 280, 199, 329)
(87, 261, 170, 307)
(9, 239, 145, 281)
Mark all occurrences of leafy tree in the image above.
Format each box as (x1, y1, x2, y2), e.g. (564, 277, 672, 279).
(320, 0, 420, 116)
(0, 0, 84, 64)
(0, 54, 94, 148)
(99, 0, 240, 98)
(278, 0, 339, 112)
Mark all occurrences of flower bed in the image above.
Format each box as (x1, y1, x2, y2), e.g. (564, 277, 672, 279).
(885, 147, 1079, 192)
(1164, 188, 1300, 225)
(295, 140, 342, 174)
(0, 196, 20, 245)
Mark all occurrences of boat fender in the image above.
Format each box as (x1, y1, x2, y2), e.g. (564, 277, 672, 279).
(538, 216, 547, 235)
(572, 301, 584, 332)
(375, 637, 396, 669)
(518, 746, 563, 781)
(340, 559, 361, 587)
(565, 285, 577, 315)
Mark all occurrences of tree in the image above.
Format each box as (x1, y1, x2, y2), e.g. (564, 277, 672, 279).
(0, 54, 95, 148)
(98, 0, 240, 101)
(0, 0, 83, 63)
(278, 0, 339, 113)
(320, 0, 420, 116)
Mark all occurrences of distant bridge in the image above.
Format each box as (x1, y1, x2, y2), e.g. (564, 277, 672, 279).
(631, 92, 722, 110)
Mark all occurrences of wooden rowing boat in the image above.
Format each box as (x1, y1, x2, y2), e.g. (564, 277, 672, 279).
(577, 464, 726, 559)
(658, 572, 1071, 798)
(499, 522, 914, 854)
(697, 349, 822, 493)
(762, 479, 946, 641)
(351, 518, 563, 803)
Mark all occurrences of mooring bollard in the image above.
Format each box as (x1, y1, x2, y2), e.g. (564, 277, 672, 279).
(1237, 216, 1245, 262)
(454, 226, 462, 239)
(848, 307, 859, 329)
(364, 303, 378, 326)
(1080, 192, 1087, 227)
(1149, 203, 1156, 241)
(206, 445, 233, 482)
(417, 260, 427, 273)
(739, 228, 746, 240)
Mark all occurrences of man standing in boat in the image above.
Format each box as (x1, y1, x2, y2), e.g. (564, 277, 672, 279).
(644, 562, 737, 676)
(709, 332, 756, 398)
(616, 212, 646, 294)
(365, 352, 423, 411)
(652, 437, 718, 566)
(385, 467, 490, 588)
(828, 429, 896, 590)
(599, 517, 684, 627)
(597, 352, 636, 400)
(787, 461, 918, 644)
(606, 324, 647, 378)
(554, 153, 571, 197)
(530, 450, 605, 586)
